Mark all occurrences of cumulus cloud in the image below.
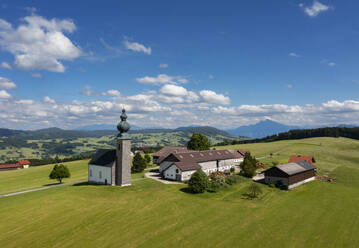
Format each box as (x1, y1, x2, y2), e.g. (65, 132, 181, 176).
(1, 61, 11, 69)
(124, 40, 151, 55)
(0, 15, 82, 72)
(199, 90, 230, 105)
(159, 63, 168, 68)
(160, 84, 188, 96)
(43, 96, 55, 104)
(136, 74, 188, 85)
(107, 89, 121, 97)
(0, 90, 11, 99)
(0, 77, 17, 89)
(302, 1, 331, 17)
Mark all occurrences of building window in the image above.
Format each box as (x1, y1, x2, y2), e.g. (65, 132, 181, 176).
(99, 171, 102, 179)
(90, 169, 92, 177)
(176, 169, 179, 173)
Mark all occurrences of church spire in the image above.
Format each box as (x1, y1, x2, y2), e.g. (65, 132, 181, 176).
(117, 108, 130, 138)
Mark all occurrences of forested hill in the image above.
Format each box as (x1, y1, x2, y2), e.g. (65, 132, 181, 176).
(230, 127, 359, 144)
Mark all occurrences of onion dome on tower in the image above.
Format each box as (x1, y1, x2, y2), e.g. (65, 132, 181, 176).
(117, 108, 131, 138)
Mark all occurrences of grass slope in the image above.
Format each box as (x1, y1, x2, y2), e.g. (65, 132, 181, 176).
(0, 137, 358, 247)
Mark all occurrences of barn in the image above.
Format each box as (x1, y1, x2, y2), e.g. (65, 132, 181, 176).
(152, 146, 189, 165)
(264, 161, 316, 189)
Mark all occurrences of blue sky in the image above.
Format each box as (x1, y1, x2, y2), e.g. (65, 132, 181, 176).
(0, 0, 359, 130)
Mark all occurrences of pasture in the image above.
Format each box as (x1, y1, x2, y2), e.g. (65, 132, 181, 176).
(0, 137, 359, 247)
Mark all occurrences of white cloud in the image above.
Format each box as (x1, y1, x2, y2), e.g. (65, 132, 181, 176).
(107, 89, 121, 97)
(160, 84, 188, 96)
(0, 15, 82, 72)
(199, 90, 230, 105)
(0, 77, 17, 89)
(159, 63, 168, 68)
(43, 96, 55, 104)
(136, 74, 188, 85)
(1, 61, 11, 69)
(303, 1, 331, 17)
(328, 62, 336, 67)
(289, 53, 300, 57)
(31, 73, 42, 78)
(0, 90, 11, 99)
(124, 40, 151, 55)
(100, 38, 121, 54)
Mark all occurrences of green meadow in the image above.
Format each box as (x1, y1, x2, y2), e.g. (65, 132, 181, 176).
(0, 137, 359, 247)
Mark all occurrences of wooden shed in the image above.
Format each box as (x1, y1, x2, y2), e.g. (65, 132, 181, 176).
(264, 161, 316, 189)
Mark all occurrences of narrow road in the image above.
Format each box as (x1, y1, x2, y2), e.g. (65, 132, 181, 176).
(0, 177, 146, 198)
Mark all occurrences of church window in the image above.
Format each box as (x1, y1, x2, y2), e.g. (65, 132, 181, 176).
(176, 169, 179, 173)
(99, 171, 102, 179)
(90, 169, 92, 177)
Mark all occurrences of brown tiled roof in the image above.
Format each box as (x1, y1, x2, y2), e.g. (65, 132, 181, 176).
(288, 155, 315, 165)
(228, 150, 245, 159)
(153, 146, 189, 164)
(173, 162, 201, 171)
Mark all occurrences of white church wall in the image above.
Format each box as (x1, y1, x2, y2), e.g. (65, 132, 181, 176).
(89, 164, 112, 185)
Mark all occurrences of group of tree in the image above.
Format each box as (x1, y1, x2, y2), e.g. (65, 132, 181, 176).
(187, 133, 211, 151)
(218, 127, 359, 146)
(131, 153, 153, 173)
(188, 169, 244, 193)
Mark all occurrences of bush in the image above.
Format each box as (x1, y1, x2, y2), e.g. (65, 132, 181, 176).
(269, 184, 276, 188)
(188, 169, 209, 193)
(230, 167, 235, 174)
(144, 154, 152, 166)
(247, 183, 262, 199)
(225, 175, 242, 185)
(209, 173, 227, 192)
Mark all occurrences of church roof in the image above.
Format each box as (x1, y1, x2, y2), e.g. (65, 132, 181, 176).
(89, 149, 116, 166)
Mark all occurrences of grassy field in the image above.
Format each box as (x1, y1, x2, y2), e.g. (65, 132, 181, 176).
(0, 137, 359, 247)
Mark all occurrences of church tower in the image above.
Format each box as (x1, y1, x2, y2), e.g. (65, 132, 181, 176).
(116, 108, 131, 186)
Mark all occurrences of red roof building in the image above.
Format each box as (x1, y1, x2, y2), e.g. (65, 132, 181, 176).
(18, 160, 30, 165)
(288, 155, 315, 165)
(0, 163, 23, 170)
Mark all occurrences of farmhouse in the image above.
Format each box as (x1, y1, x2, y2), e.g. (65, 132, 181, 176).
(18, 160, 30, 168)
(0, 160, 31, 171)
(264, 160, 316, 189)
(228, 150, 246, 163)
(88, 109, 131, 186)
(159, 150, 236, 181)
(153, 146, 189, 164)
(289, 155, 315, 165)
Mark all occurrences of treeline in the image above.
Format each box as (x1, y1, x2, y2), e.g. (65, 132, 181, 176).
(1, 152, 95, 166)
(216, 127, 359, 146)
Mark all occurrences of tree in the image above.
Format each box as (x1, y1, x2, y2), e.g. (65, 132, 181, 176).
(144, 154, 152, 166)
(209, 172, 226, 192)
(187, 133, 211, 151)
(247, 183, 262, 199)
(132, 153, 146, 173)
(188, 169, 209, 193)
(49, 164, 70, 183)
(240, 152, 257, 178)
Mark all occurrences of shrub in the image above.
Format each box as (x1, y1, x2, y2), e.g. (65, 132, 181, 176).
(230, 167, 235, 174)
(225, 175, 243, 185)
(144, 154, 152, 166)
(209, 173, 226, 192)
(247, 183, 262, 199)
(269, 184, 276, 188)
(188, 169, 209, 193)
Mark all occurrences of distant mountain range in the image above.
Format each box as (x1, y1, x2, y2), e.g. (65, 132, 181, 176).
(74, 124, 142, 131)
(226, 120, 300, 139)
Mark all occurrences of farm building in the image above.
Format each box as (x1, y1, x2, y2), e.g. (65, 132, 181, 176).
(153, 146, 189, 164)
(0, 160, 31, 171)
(289, 155, 315, 165)
(88, 109, 131, 186)
(228, 150, 246, 163)
(18, 160, 30, 168)
(263, 161, 316, 189)
(159, 150, 236, 181)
